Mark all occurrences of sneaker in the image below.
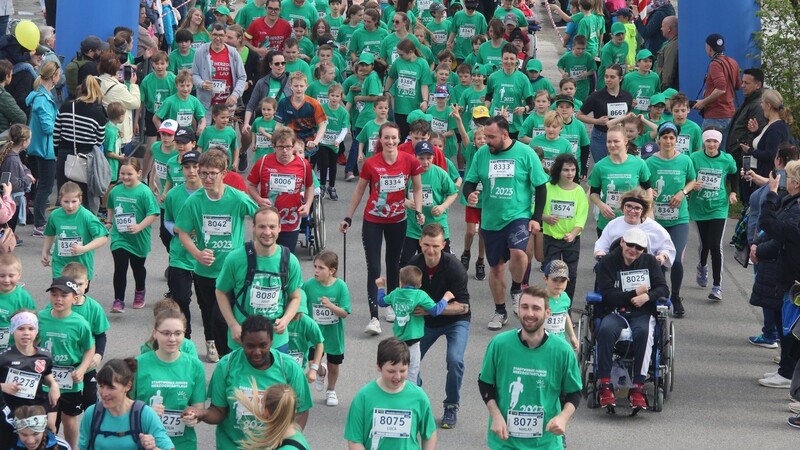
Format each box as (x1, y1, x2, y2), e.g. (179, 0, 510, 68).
(385, 306, 396, 322)
(326, 390, 339, 406)
(788, 415, 800, 429)
(206, 341, 220, 363)
(475, 259, 486, 281)
(14, 236, 22, 247)
(759, 373, 792, 388)
(775, 355, 782, 365)
(629, 385, 647, 411)
(764, 371, 778, 379)
(696, 265, 708, 287)
(319, 187, 327, 200)
(345, 172, 355, 181)
(328, 186, 339, 201)
(709, 286, 722, 301)
(238, 152, 248, 172)
(111, 299, 125, 313)
(31, 226, 44, 238)
(315, 363, 327, 392)
(364, 318, 382, 335)
(337, 153, 347, 165)
(672, 296, 685, 318)
(441, 405, 458, 429)
(487, 312, 508, 330)
(789, 401, 800, 414)
(132, 290, 146, 309)
(598, 383, 616, 408)
(460, 252, 470, 271)
(510, 290, 522, 316)
(749, 334, 779, 349)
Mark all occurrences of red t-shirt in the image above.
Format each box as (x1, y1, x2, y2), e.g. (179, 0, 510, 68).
(360, 151, 423, 224)
(703, 55, 741, 119)
(224, 171, 247, 192)
(245, 17, 293, 51)
(247, 154, 313, 231)
(397, 141, 448, 172)
(209, 46, 233, 105)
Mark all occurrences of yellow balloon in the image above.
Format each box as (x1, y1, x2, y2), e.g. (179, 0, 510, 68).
(15, 20, 40, 51)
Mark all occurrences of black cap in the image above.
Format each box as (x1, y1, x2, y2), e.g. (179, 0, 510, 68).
(317, 34, 335, 47)
(175, 127, 196, 144)
(46, 277, 79, 295)
(509, 28, 526, 43)
(612, 7, 633, 17)
(80, 35, 109, 53)
(552, 94, 575, 107)
(181, 151, 201, 164)
(706, 33, 725, 53)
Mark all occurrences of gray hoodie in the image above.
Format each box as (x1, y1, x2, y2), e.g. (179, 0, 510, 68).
(191, 43, 247, 110)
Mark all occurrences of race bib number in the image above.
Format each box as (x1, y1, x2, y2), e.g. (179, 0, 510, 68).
(488, 159, 515, 178)
(432, 30, 447, 44)
(191, 42, 205, 50)
(422, 188, 433, 206)
(379, 175, 406, 193)
(249, 285, 280, 310)
(357, 101, 365, 112)
(397, 76, 415, 93)
(269, 173, 297, 194)
(431, 118, 447, 133)
(154, 161, 168, 180)
(202, 215, 232, 236)
(176, 112, 193, 127)
(289, 351, 304, 366)
(212, 80, 227, 94)
(418, 0, 432, 10)
(550, 200, 575, 218)
(569, 68, 583, 79)
(312, 304, 339, 325)
(507, 409, 543, 439)
(5, 368, 40, 399)
(322, 130, 337, 146)
(607, 102, 627, 119)
(606, 190, 621, 209)
(372, 409, 412, 438)
(654, 202, 678, 220)
(57, 237, 82, 257)
(676, 135, 690, 153)
(545, 312, 567, 334)
(635, 97, 650, 110)
(0, 327, 8, 348)
(458, 26, 475, 39)
(697, 170, 722, 191)
(493, 107, 512, 122)
(543, 158, 554, 170)
(368, 138, 377, 154)
(619, 269, 650, 292)
(52, 366, 74, 390)
(255, 134, 272, 148)
(115, 213, 135, 232)
(161, 410, 186, 437)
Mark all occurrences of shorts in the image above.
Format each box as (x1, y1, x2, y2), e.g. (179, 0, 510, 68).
(58, 391, 84, 417)
(145, 111, 158, 137)
(308, 347, 344, 365)
(465, 205, 482, 224)
(481, 218, 530, 267)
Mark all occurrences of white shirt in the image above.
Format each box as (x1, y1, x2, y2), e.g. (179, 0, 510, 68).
(594, 217, 677, 267)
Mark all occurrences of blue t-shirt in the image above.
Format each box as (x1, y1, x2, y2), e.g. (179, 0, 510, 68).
(78, 403, 174, 450)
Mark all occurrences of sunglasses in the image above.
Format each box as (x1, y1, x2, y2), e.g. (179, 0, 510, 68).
(624, 241, 646, 252)
(272, 61, 286, 65)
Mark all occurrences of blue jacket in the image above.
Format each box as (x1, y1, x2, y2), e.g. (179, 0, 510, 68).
(25, 86, 57, 160)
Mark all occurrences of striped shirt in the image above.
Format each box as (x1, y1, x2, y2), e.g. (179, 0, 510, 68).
(53, 100, 107, 153)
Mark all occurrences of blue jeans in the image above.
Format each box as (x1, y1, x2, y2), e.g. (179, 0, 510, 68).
(702, 118, 732, 154)
(418, 320, 470, 407)
(763, 307, 780, 342)
(30, 156, 56, 228)
(590, 128, 608, 163)
(346, 127, 362, 174)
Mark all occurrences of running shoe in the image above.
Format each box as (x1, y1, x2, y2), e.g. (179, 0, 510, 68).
(460, 252, 470, 271)
(327, 187, 339, 201)
(749, 334, 779, 349)
(364, 318, 382, 335)
(32, 226, 44, 238)
(788, 415, 800, 429)
(206, 341, 220, 363)
(696, 265, 708, 287)
(629, 385, 647, 411)
(475, 259, 486, 281)
(487, 312, 508, 330)
(385, 306, 396, 322)
(315, 363, 327, 392)
(345, 172, 355, 181)
(789, 401, 800, 415)
(441, 405, 458, 429)
(132, 290, 146, 309)
(672, 296, 685, 318)
(709, 286, 722, 301)
(764, 371, 778, 379)
(319, 187, 327, 200)
(759, 373, 791, 388)
(326, 390, 339, 406)
(598, 383, 616, 408)
(511, 289, 522, 316)
(111, 299, 125, 313)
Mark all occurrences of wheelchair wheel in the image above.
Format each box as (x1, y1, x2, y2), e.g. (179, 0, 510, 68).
(667, 321, 675, 393)
(652, 386, 665, 412)
(313, 195, 326, 251)
(586, 384, 598, 409)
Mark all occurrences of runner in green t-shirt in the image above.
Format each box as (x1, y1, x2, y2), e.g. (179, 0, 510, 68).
(484, 45, 534, 134)
(428, 86, 459, 158)
(150, 120, 179, 208)
(669, 95, 704, 154)
(197, 105, 240, 169)
(386, 39, 433, 122)
(556, 36, 595, 102)
(234, 0, 267, 29)
(287, 313, 324, 371)
(250, 97, 279, 160)
(596, 22, 629, 90)
(0, 256, 35, 352)
(542, 260, 578, 350)
(426, 5, 451, 56)
(447, 4, 488, 61)
(356, 99, 389, 161)
(281, 0, 318, 33)
(319, 85, 349, 199)
(155, 71, 206, 131)
(459, 64, 489, 128)
(552, 94, 590, 178)
(621, 49, 661, 115)
(378, 15, 421, 67)
(519, 90, 552, 144)
(103, 113, 125, 183)
(476, 19, 509, 71)
(349, 9, 389, 61)
(168, 31, 196, 74)
(529, 112, 575, 172)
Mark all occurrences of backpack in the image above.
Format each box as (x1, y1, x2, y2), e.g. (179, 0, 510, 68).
(88, 399, 146, 450)
(65, 54, 90, 99)
(731, 205, 750, 251)
(229, 241, 291, 318)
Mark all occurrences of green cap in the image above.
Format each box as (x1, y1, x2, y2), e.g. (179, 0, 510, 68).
(649, 93, 666, 106)
(215, 5, 231, 15)
(525, 59, 543, 72)
(662, 88, 678, 99)
(358, 52, 375, 65)
(611, 22, 626, 35)
(636, 49, 654, 61)
(407, 109, 433, 123)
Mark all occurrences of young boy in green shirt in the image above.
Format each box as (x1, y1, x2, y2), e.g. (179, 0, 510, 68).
(543, 260, 578, 350)
(319, 84, 349, 200)
(149, 119, 179, 202)
(556, 35, 594, 102)
(596, 22, 628, 90)
(345, 52, 383, 179)
(670, 93, 703, 154)
(197, 104, 240, 170)
(251, 97, 279, 160)
(356, 96, 389, 162)
(429, 85, 458, 159)
(155, 70, 206, 133)
(530, 111, 573, 171)
(622, 49, 662, 115)
(293, 19, 315, 62)
(137, 51, 177, 180)
(525, 59, 556, 96)
(575, 0, 604, 58)
(168, 29, 196, 75)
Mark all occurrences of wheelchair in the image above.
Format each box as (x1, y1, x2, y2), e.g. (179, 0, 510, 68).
(574, 291, 675, 414)
(298, 194, 326, 259)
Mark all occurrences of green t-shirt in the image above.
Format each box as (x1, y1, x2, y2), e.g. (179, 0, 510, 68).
(301, 277, 351, 356)
(520, 112, 546, 141)
(140, 338, 198, 358)
(198, 125, 239, 168)
(427, 19, 451, 56)
(0, 287, 35, 351)
(307, 80, 332, 107)
(459, 86, 487, 128)
(215, 245, 303, 350)
(70, 295, 110, 337)
(190, 32, 211, 50)
(44, 206, 109, 280)
(321, 104, 349, 149)
(356, 119, 386, 157)
(465, 141, 549, 230)
(530, 134, 573, 172)
(380, 287, 437, 341)
(151, 141, 177, 197)
(298, 36, 315, 58)
(173, 186, 259, 278)
(327, 15, 345, 41)
(166, 153, 186, 186)
(543, 183, 589, 240)
(344, 380, 436, 449)
(556, 50, 595, 102)
(252, 117, 278, 159)
(104, 121, 122, 181)
(140, 71, 177, 114)
(168, 49, 196, 75)
(234, 2, 266, 29)
(485, 69, 533, 133)
(529, 76, 556, 97)
(449, 11, 487, 60)
(597, 40, 628, 90)
(287, 313, 324, 368)
(588, 155, 652, 230)
(492, 6, 528, 27)
(37, 309, 94, 393)
(559, 118, 590, 174)
(647, 153, 696, 227)
(280, 0, 318, 31)
(285, 59, 313, 82)
(208, 349, 312, 450)
(380, 34, 421, 66)
(428, 105, 458, 158)
(354, 72, 383, 129)
(336, 23, 359, 58)
(132, 351, 206, 450)
(688, 150, 738, 221)
(575, 13, 604, 58)
(108, 183, 161, 257)
(674, 119, 703, 154)
(479, 330, 582, 449)
(350, 27, 390, 59)
(405, 165, 457, 239)
(476, 40, 508, 71)
(164, 184, 200, 271)
(545, 291, 572, 339)
(341, 74, 362, 126)
(622, 70, 661, 114)
(388, 57, 433, 115)
(156, 94, 205, 128)
(310, 53, 347, 82)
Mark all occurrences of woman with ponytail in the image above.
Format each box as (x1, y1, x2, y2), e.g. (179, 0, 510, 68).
(236, 384, 309, 450)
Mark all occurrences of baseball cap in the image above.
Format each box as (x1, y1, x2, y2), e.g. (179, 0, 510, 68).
(612, 7, 633, 18)
(636, 49, 654, 61)
(415, 141, 435, 155)
(358, 52, 375, 65)
(661, 88, 678, 99)
(552, 94, 574, 107)
(215, 5, 231, 15)
(544, 260, 569, 279)
(429, 2, 446, 13)
(509, 28, 526, 43)
(158, 119, 179, 135)
(503, 12, 517, 26)
(181, 150, 201, 165)
(472, 105, 490, 119)
(525, 58, 543, 72)
(46, 277, 79, 295)
(80, 35, 109, 53)
(640, 141, 660, 159)
(649, 93, 666, 106)
(622, 228, 648, 249)
(611, 22, 626, 35)
(317, 35, 335, 47)
(175, 127, 196, 143)
(407, 109, 433, 123)
(706, 33, 725, 53)
(473, 63, 493, 77)
(434, 85, 449, 98)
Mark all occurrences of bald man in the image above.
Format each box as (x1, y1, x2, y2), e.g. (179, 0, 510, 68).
(657, 16, 679, 91)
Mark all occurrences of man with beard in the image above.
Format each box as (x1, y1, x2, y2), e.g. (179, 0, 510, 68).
(463, 116, 548, 331)
(477, 285, 581, 449)
(594, 227, 669, 414)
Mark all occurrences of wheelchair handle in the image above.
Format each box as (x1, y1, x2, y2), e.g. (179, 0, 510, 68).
(586, 292, 603, 304)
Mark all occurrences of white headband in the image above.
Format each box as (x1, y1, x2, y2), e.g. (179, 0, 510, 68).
(10, 311, 38, 334)
(14, 415, 47, 433)
(703, 130, 723, 143)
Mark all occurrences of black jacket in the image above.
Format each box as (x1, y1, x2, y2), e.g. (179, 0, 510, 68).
(751, 234, 783, 310)
(596, 246, 669, 318)
(408, 252, 471, 327)
(727, 88, 766, 155)
(758, 191, 800, 292)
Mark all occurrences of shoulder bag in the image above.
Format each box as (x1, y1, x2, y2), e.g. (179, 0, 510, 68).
(64, 101, 88, 183)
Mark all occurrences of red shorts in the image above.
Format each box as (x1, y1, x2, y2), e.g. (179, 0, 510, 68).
(465, 206, 482, 224)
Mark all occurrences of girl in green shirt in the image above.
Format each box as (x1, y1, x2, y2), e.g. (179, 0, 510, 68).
(176, 8, 211, 50)
(236, 384, 311, 450)
(386, 38, 432, 139)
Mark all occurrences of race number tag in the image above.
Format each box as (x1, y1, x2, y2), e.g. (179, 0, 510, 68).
(607, 102, 627, 119)
(379, 175, 406, 193)
(289, 351, 304, 366)
(431, 118, 447, 133)
(676, 135, 690, 153)
(322, 130, 337, 146)
(606, 190, 621, 209)
(115, 213, 135, 232)
(212, 80, 227, 94)
(312, 304, 339, 325)
(458, 26, 475, 39)
(619, 269, 650, 292)
(269, 174, 297, 194)
(488, 159, 515, 178)
(507, 409, 544, 438)
(397, 76, 415, 92)
(57, 237, 82, 257)
(161, 410, 186, 437)
(256, 134, 272, 148)
(545, 312, 567, 334)
(569, 68, 583, 80)
(697, 170, 721, 191)
(432, 30, 447, 44)
(176, 112, 193, 127)
(372, 409, 412, 438)
(0, 327, 8, 348)
(635, 97, 650, 110)
(493, 108, 512, 122)
(418, 0, 432, 10)
(154, 161, 168, 181)
(368, 138, 378, 154)
(543, 158, 554, 170)
(249, 285, 280, 310)
(654, 202, 678, 220)
(52, 366, 75, 390)
(550, 200, 575, 218)
(5, 368, 40, 399)
(202, 215, 232, 236)
(421, 188, 433, 207)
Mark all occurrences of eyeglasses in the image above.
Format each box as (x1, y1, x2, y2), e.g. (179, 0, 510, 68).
(198, 171, 223, 179)
(393, 20, 403, 23)
(155, 330, 185, 338)
(623, 204, 643, 212)
(624, 241, 646, 252)
(272, 61, 286, 65)
(267, 7, 280, 11)
(274, 145, 293, 151)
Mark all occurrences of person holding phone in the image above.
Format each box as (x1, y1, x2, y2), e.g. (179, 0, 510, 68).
(97, 53, 140, 158)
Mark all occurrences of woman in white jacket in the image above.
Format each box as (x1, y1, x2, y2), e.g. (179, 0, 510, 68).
(97, 53, 140, 150)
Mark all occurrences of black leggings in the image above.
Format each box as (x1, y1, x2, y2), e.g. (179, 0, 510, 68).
(168, 266, 194, 339)
(317, 145, 338, 187)
(112, 249, 147, 302)
(363, 220, 406, 319)
(696, 219, 727, 286)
